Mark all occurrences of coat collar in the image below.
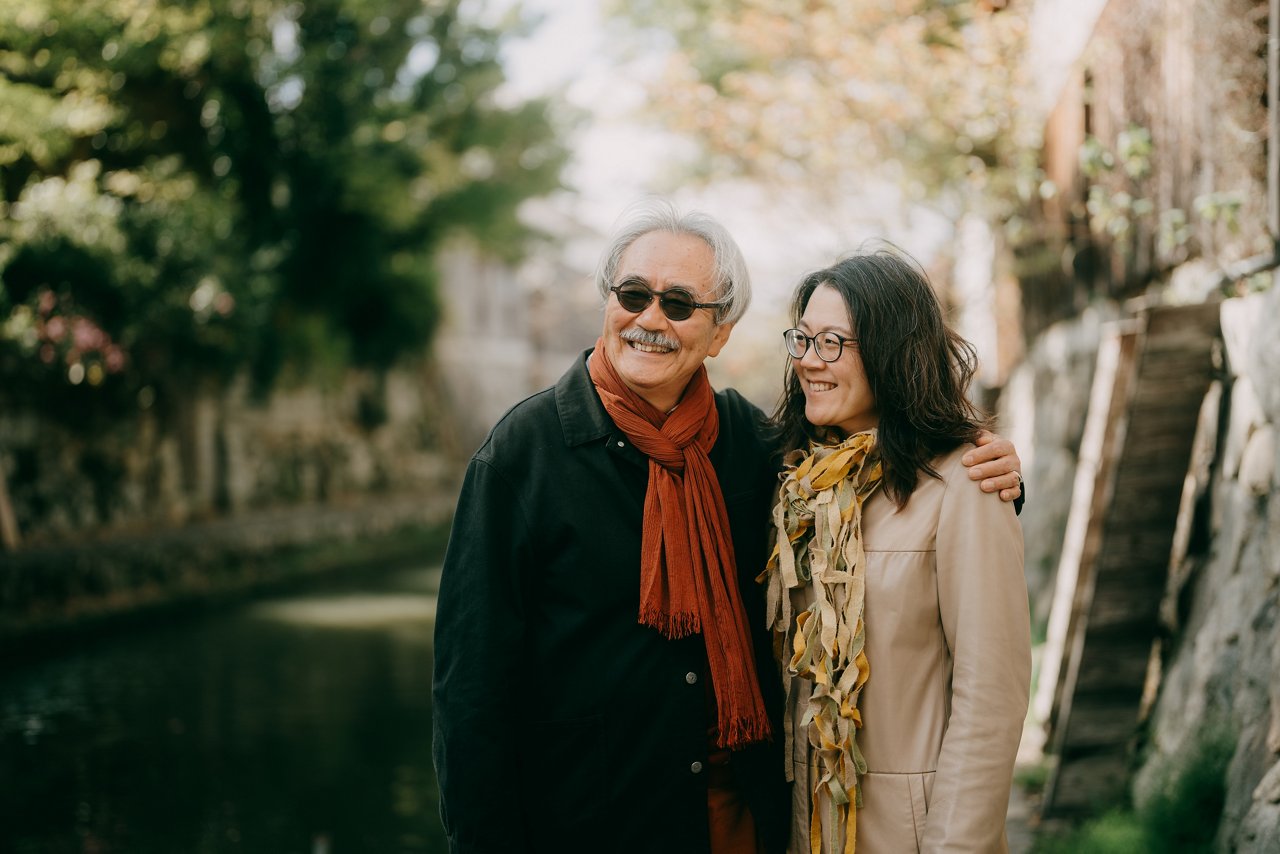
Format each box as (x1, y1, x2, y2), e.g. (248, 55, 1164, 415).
(554, 348, 616, 447)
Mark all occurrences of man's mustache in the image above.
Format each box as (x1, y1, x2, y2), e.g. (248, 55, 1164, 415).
(621, 328, 681, 351)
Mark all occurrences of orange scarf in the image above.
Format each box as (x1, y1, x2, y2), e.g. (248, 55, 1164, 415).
(588, 341, 772, 749)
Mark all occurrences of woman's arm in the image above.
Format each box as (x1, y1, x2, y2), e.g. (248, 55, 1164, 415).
(921, 451, 1032, 852)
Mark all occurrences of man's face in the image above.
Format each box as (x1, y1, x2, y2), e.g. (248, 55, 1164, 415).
(601, 230, 735, 412)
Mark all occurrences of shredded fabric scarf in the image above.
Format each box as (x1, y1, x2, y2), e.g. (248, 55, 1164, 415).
(761, 430, 883, 854)
(588, 341, 772, 749)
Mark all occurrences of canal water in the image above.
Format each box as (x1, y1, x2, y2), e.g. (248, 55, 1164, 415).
(0, 565, 446, 853)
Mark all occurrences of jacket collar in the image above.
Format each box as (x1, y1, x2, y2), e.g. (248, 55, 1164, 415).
(555, 348, 616, 447)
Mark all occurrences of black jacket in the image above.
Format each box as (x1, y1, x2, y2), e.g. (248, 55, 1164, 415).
(432, 351, 789, 853)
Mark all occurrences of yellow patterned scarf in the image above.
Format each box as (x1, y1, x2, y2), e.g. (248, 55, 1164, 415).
(760, 430, 883, 854)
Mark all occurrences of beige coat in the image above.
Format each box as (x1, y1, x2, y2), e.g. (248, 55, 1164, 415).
(787, 445, 1031, 853)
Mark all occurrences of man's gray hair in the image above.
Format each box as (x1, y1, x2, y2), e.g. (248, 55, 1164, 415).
(594, 198, 751, 326)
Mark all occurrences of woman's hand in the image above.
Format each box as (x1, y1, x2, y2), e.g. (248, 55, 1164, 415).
(962, 432, 1023, 503)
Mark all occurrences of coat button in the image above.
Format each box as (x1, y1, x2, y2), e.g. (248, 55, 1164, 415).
(616, 440, 625, 447)
(690, 761, 704, 774)
(684, 671, 698, 685)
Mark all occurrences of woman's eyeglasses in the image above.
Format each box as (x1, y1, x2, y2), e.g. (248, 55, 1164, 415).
(783, 328, 858, 362)
(609, 282, 722, 322)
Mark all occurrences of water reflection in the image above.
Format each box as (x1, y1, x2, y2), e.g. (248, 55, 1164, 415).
(0, 566, 445, 853)
(254, 594, 437, 629)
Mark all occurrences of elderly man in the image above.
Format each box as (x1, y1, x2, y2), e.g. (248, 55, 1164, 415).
(431, 201, 1022, 854)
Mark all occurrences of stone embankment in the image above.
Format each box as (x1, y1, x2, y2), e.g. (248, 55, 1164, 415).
(1002, 288, 1279, 851)
(0, 491, 456, 661)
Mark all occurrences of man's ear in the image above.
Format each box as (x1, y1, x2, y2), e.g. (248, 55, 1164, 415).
(706, 321, 735, 358)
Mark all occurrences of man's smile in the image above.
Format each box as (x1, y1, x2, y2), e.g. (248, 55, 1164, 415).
(620, 327, 681, 355)
(628, 340, 675, 354)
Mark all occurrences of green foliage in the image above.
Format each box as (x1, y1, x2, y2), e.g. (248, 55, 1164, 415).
(1078, 136, 1116, 179)
(1079, 128, 1243, 264)
(1138, 728, 1234, 852)
(1241, 269, 1274, 294)
(0, 0, 565, 424)
(1080, 126, 1154, 246)
(1033, 728, 1235, 854)
(1116, 125, 1153, 180)
(1035, 810, 1150, 854)
(1193, 191, 1244, 231)
(1158, 208, 1191, 256)
(1013, 759, 1050, 795)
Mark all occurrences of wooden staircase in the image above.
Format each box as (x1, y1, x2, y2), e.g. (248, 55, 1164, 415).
(1037, 299, 1222, 816)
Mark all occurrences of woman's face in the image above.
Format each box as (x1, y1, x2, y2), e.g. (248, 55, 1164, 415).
(794, 283, 878, 435)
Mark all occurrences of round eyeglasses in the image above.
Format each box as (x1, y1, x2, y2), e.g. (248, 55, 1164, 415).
(783, 327, 858, 362)
(609, 282, 722, 322)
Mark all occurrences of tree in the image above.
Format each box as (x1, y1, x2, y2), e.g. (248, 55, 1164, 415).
(0, 0, 565, 424)
(613, 0, 1036, 218)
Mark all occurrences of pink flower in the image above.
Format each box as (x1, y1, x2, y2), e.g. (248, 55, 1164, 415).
(72, 317, 102, 351)
(45, 316, 65, 342)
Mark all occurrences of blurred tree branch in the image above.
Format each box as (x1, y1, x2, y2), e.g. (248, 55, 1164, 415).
(612, 0, 1042, 221)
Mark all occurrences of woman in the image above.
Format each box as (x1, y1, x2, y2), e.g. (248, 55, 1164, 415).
(762, 247, 1031, 853)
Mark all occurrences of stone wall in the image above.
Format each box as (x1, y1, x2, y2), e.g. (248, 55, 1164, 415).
(1015, 0, 1278, 842)
(1007, 282, 1279, 848)
(1132, 284, 1280, 851)
(0, 364, 457, 547)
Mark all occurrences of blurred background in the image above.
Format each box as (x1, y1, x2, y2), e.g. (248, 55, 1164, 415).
(1, 0, 1276, 851)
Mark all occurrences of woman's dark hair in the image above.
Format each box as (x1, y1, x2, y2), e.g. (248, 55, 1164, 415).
(771, 243, 988, 507)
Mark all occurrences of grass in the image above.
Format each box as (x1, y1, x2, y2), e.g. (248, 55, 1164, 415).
(1032, 728, 1235, 854)
(1036, 810, 1150, 854)
(1014, 760, 1051, 796)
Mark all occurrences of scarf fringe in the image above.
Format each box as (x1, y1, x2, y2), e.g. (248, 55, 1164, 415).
(718, 712, 774, 750)
(639, 606, 701, 639)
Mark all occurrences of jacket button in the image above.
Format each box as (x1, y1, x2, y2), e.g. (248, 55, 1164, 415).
(616, 440, 625, 448)
(684, 671, 698, 685)
(690, 761, 704, 774)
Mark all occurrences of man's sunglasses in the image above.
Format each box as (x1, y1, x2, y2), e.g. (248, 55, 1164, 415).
(609, 282, 722, 322)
